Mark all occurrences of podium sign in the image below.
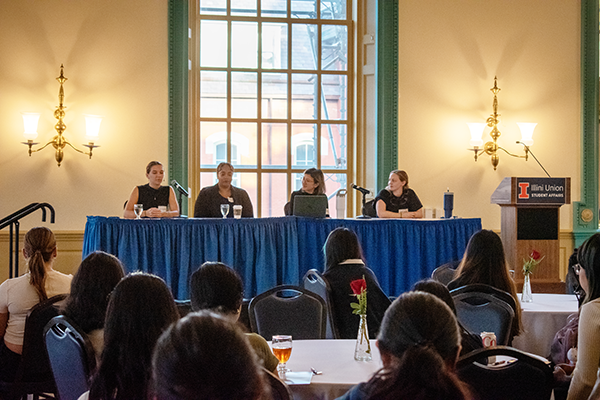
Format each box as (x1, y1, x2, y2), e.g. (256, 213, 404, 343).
(492, 177, 571, 293)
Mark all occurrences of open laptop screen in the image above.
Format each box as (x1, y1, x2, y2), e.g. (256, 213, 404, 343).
(293, 195, 328, 218)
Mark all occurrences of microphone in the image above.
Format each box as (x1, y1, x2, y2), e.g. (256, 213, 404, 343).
(516, 141, 551, 178)
(351, 184, 371, 195)
(171, 180, 190, 197)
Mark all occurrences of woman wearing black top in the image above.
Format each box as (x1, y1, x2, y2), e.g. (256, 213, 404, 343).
(375, 170, 423, 218)
(124, 161, 180, 218)
(284, 168, 326, 215)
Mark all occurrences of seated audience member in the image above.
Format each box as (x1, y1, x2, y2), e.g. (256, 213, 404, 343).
(124, 161, 180, 219)
(0, 227, 72, 382)
(375, 170, 423, 219)
(190, 262, 278, 373)
(567, 233, 600, 400)
(412, 279, 483, 356)
(61, 251, 125, 361)
(193, 162, 254, 218)
(83, 273, 179, 400)
(322, 228, 391, 339)
(337, 291, 472, 400)
(447, 229, 522, 343)
(284, 168, 326, 215)
(152, 311, 270, 400)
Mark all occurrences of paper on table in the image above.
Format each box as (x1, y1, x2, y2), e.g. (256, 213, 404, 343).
(283, 371, 313, 385)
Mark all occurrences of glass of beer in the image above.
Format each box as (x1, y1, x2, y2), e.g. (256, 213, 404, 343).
(272, 335, 292, 379)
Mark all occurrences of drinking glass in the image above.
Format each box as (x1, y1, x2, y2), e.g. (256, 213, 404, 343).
(134, 204, 144, 219)
(272, 335, 292, 379)
(220, 204, 230, 218)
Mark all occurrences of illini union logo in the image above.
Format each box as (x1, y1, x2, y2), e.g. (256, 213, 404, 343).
(518, 182, 530, 199)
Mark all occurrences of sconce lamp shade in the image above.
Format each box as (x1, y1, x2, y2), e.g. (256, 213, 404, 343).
(467, 122, 486, 147)
(22, 113, 40, 141)
(84, 115, 103, 141)
(517, 122, 537, 146)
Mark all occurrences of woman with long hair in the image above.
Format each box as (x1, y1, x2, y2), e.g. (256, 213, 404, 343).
(284, 167, 327, 215)
(322, 227, 391, 339)
(61, 251, 125, 360)
(152, 311, 270, 400)
(124, 160, 180, 218)
(85, 273, 179, 400)
(337, 291, 472, 400)
(0, 227, 72, 382)
(375, 170, 423, 219)
(447, 229, 522, 341)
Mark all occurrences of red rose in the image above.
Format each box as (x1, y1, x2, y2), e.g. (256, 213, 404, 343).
(350, 279, 367, 295)
(530, 250, 541, 260)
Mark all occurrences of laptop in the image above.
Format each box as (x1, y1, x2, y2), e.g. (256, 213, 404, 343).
(293, 195, 329, 218)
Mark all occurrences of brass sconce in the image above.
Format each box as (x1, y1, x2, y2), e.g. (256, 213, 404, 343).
(21, 64, 101, 167)
(467, 77, 536, 170)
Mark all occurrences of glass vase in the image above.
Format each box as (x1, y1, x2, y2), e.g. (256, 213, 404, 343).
(521, 273, 533, 303)
(354, 314, 372, 361)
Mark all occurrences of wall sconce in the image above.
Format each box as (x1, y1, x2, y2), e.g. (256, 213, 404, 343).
(467, 77, 536, 170)
(21, 65, 101, 167)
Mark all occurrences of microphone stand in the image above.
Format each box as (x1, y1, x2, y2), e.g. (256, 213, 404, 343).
(517, 141, 551, 178)
(355, 191, 371, 219)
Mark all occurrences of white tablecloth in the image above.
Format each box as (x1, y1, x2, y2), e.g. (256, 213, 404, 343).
(280, 339, 381, 400)
(512, 293, 579, 357)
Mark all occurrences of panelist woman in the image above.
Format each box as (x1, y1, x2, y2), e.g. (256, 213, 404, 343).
(124, 161, 180, 219)
(375, 170, 423, 218)
(193, 162, 254, 218)
(284, 168, 326, 215)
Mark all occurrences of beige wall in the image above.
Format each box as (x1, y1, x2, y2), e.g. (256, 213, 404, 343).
(396, 0, 580, 231)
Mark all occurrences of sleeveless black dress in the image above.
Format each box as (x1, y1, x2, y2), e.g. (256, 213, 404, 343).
(137, 184, 170, 210)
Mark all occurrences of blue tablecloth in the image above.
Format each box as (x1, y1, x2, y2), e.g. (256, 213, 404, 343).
(83, 216, 481, 299)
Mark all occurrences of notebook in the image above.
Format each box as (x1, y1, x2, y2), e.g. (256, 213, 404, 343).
(293, 195, 328, 218)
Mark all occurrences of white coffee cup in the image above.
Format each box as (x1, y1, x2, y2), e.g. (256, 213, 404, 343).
(233, 205, 243, 219)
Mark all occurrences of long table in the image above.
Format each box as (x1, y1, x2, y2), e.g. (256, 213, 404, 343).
(83, 216, 481, 299)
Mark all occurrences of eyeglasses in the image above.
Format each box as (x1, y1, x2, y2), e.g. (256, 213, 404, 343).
(573, 263, 581, 275)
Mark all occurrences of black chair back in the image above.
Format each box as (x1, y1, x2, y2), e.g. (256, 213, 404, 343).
(262, 368, 292, 400)
(0, 294, 67, 400)
(44, 315, 96, 400)
(174, 299, 193, 318)
(249, 285, 326, 340)
(450, 283, 517, 314)
(431, 261, 459, 285)
(457, 346, 553, 400)
(302, 269, 339, 339)
(452, 292, 514, 345)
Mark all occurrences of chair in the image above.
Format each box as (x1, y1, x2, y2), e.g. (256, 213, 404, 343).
(302, 269, 339, 339)
(431, 261, 459, 285)
(248, 285, 326, 340)
(450, 283, 518, 315)
(44, 315, 96, 400)
(457, 346, 553, 400)
(262, 368, 292, 400)
(0, 294, 67, 400)
(174, 299, 193, 318)
(452, 292, 514, 345)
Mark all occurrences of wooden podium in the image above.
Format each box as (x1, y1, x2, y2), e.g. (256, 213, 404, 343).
(491, 177, 571, 293)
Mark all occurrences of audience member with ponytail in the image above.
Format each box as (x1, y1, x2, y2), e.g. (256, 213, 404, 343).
(336, 291, 472, 400)
(0, 227, 72, 382)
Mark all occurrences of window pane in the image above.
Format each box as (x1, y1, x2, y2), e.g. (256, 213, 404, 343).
(261, 0, 286, 18)
(261, 123, 287, 168)
(321, 124, 347, 169)
(324, 173, 347, 211)
(292, 24, 317, 70)
(232, 22, 258, 68)
(231, 0, 256, 16)
(292, 74, 317, 120)
(262, 73, 287, 119)
(322, 25, 348, 71)
(231, 122, 257, 168)
(200, 0, 226, 15)
(261, 173, 288, 217)
(201, 71, 227, 118)
(232, 72, 257, 118)
(291, 123, 317, 168)
(291, 0, 317, 18)
(201, 21, 227, 67)
(200, 122, 227, 167)
(238, 173, 257, 214)
(262, 23, 288, 69)
(200, 172, 218, 189)
(321, 1, 346, 20)
(322, 74, 347, 120)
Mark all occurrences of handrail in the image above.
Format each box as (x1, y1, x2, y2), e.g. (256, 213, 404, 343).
(1, 203, 55, 279)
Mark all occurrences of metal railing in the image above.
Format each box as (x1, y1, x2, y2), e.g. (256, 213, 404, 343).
(0, 203, 55, 278)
